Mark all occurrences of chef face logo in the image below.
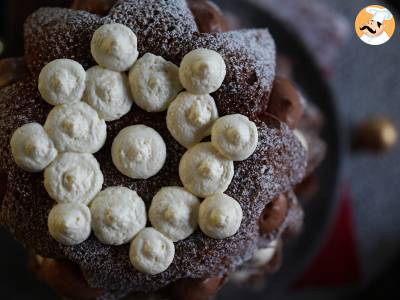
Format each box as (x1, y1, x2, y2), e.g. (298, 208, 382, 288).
(355, 5, 395, 45)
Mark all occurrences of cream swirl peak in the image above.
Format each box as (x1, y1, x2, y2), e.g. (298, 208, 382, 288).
(38, 59, 86, 106)
(10, 123, 57, 172)
(91, 23, 139, 72)
(44, 102, 107, 154)
(167, 92, 219, 149)
(199, 193, 243, 239)
(44, 152, 103, 205)
(149, 187, 200, 242)
(211, 114, 259, 161)
(111, 125, 167, 180)
(83, 66, 133, 121)
(90, 187, 147, 245)
(129, 53, 182, 112)
(179, 142, 234, 198)
(48, 203, 92, 246)
(179, 48, 226, 94)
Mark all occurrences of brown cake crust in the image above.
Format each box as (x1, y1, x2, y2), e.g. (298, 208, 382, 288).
(0, 58, 29, 89)
(0, 0, 307, 297)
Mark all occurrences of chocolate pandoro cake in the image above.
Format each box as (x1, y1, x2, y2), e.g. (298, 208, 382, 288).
(0, 0, 326, 299)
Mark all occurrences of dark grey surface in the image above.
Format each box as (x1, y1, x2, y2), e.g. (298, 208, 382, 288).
(325, 0, 400, 295)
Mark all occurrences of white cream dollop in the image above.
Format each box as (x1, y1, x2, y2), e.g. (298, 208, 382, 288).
(179, 142, 234, 198)
(38, 59, 86, 106)
(111, 125, 166, 179)
(91, 23, 138, 72)
(211, 114, 258, 161)
(149, 187, 200, 242)
(44, 152, 103, 205)
(179, 48, 226, 95)
(230, 240, 278, 283)
(90, 187, 147, 245)
(129, 227, 175, 275)
(129, 53, 182, 112)
(167, 92, 219, 148)
(247, 240, 278, 268)
(83, 66, 133, 121)
(198, 193, 243, 239)
(10, 123, 58, 172)
(48, 203, 91, 245)
(44, 102, 107, 153)
(293, 129, 308, 152)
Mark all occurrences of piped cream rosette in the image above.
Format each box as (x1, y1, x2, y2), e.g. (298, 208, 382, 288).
(211, 114, 258, 161)
(167, 92, 218, 149)
(129, 53, 182, 112)
(91, 23, 139, 72)
(44, 102, 107, 154)
(90, 187, 147, 245)
(10, 123, 58, 172)
(44, 152, 103, 205)
(111, 125, 166, 180)
(48, 203, 92, 246)
(129, 228, 175, 275)
(38, 59, 86, 106)
(149, 187, 200, 242)
(179, 142, 234, 198)
(198, 193, 243, 239)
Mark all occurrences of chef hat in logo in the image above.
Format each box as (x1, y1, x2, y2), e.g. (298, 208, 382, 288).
(366, 7, 393, 24)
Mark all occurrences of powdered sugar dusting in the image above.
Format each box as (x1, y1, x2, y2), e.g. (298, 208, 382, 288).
(0, 0, 306, 296)
(24, 7, 102, 76)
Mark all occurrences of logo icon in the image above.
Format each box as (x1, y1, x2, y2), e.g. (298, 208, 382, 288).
(355, 5, 395, 46)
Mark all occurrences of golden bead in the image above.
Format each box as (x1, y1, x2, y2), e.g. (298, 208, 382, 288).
(353, 116, 398, 153)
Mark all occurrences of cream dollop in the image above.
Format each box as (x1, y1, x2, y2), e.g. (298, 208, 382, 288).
(111, 125, 166, 179)
(44, 152, 103, 205)
(48, 203, 91, 245)
(83, 66, 133, 121)
(247, 240, 278, 268)
(198, 193, 243, 239)
(179, 142, 234, 198)
(38, 59, 86, 106)
(10, 123, 58, 172)
(91, 23, 138, 72)
(230, 240, 278, 283)
(44, 102, 107, 153)
(90, 187, 147, 245)
(293, 129, 308, 151)
(149, 187, 200, 242)
(129, 53, 182, 112)
(129, 228, 175, 275)
(179, 48, 226, 94)
(167, 92, 219, 148)
(211, 114, 258, 161)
